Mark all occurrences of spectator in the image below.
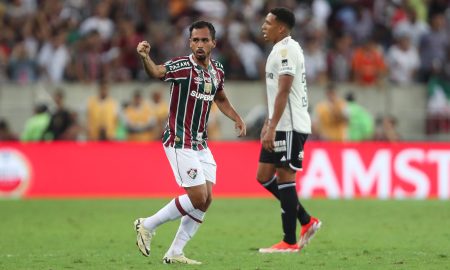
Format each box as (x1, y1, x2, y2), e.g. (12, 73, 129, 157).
(21, 104, 51, 141)
(234, 27, 264, 80)
(347, 4, 374, 45)
(313, 83, 348, 141)
(37, 29, 70, 84)
(44, 89, 79, 140)
(425, 46, 450, 135)
(393, 6, 429, 47)
(118, 18, 144, 80)
(122, 90, 154, 142)
(79, 2, 114, 43)
(148, 90, 169, 141)
(386, 32, 420, 85)
(327, 32, 353, 83)
(419, 13, 448, 82)
(374, 115, 402, 141)
(8, 40, 37, 84)
(345, 92, 375, 141)
(304, 35, 327, 85)
(351, 37, 387, 86)
(74, 30, 105, 83)
(86, 81, 118, 141)
(0, 119, 18, 141)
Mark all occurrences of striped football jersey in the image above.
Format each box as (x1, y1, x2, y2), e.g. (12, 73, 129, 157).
(161, 54, 224, 150)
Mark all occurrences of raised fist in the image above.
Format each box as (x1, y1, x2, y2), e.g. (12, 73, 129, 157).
(137, 41, 151, 58)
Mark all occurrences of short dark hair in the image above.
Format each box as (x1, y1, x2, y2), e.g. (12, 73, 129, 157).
(270, 7, 295, 29)
(189, 20, 216, 40)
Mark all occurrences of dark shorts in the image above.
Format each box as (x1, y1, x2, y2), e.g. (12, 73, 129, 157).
(259, 131, 308, 171)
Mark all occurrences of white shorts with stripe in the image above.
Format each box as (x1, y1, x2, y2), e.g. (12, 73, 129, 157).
(164, 146, 217, 187)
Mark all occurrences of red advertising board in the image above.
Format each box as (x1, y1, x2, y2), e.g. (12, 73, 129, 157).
(0, 142, 449, 199)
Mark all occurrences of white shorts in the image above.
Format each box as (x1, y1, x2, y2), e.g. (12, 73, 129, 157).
(164, 146, 217, 187)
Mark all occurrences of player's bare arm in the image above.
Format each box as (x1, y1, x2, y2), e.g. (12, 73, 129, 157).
(136, 41, 166, 79)
(262, 74, 294, 152)
(214, 90, 246, 137)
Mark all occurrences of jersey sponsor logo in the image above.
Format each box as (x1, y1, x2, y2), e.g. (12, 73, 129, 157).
(274, 140, 287, 152)
(0, 149, 32, 198)
(168, 60, 190, 71)
(280, 66, 293, 72)
(187, 168, 198, 179)
(190, 91, 214, 101)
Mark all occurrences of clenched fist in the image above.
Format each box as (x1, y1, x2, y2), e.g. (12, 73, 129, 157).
(137, 41, 151, 58)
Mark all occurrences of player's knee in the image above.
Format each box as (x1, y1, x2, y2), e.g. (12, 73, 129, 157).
(256, 173, 265, 183)
(190, 193, 208, 210)
(256, 174, 273, 184)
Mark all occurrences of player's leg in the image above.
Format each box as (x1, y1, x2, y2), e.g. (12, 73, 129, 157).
(141, 148, 205, 228)
(256, 142, 309, 225)
(163, 182, 212, 265)
(259, 167, 300, 253)
(134, 147, 204, 257)
(289, 132, 321, 249)
(163, 148, 216, 264)
(258, 131, 299, 252)
(276, 167, 300, 246)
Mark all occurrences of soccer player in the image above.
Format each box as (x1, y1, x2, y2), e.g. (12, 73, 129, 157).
(257, 7, 321, 253)
(134, 21, 246, 264)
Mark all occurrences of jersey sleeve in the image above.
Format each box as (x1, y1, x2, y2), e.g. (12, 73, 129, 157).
(277, 46, 298, 76)
(161, 58, 190, 82)
(213, 60, 225, 92)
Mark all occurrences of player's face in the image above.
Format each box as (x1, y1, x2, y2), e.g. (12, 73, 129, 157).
(190, 27, 216, 62)
(261, 13, 280, 43)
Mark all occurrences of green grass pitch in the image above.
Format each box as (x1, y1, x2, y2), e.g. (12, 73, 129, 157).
(1, 198, 449, 270)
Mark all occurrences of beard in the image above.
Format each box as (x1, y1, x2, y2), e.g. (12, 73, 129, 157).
(195, 53, 206, 61)
(194, 49, 207, 61)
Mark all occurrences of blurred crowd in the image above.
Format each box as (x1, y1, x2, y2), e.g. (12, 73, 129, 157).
(1, 0, 449, 84)
(0, 82, 399, 143)
(1, 0, 450, 140)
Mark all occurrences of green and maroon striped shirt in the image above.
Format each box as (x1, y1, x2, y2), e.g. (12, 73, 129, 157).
(161, 54, 224, 150)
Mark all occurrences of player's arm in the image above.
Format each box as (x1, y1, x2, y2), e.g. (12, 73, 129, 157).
(262, 74, 294, 152)
(214, 90, 246, 137)
(136, 41, 166, 79)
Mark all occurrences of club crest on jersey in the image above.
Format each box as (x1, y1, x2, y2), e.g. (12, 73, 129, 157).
(282, 59, 288, 66)
(298, 151, 304, 160)
(187, 168, 198, 179)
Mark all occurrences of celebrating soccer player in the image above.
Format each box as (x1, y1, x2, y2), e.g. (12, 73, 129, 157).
(134, 21, 246, 264)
